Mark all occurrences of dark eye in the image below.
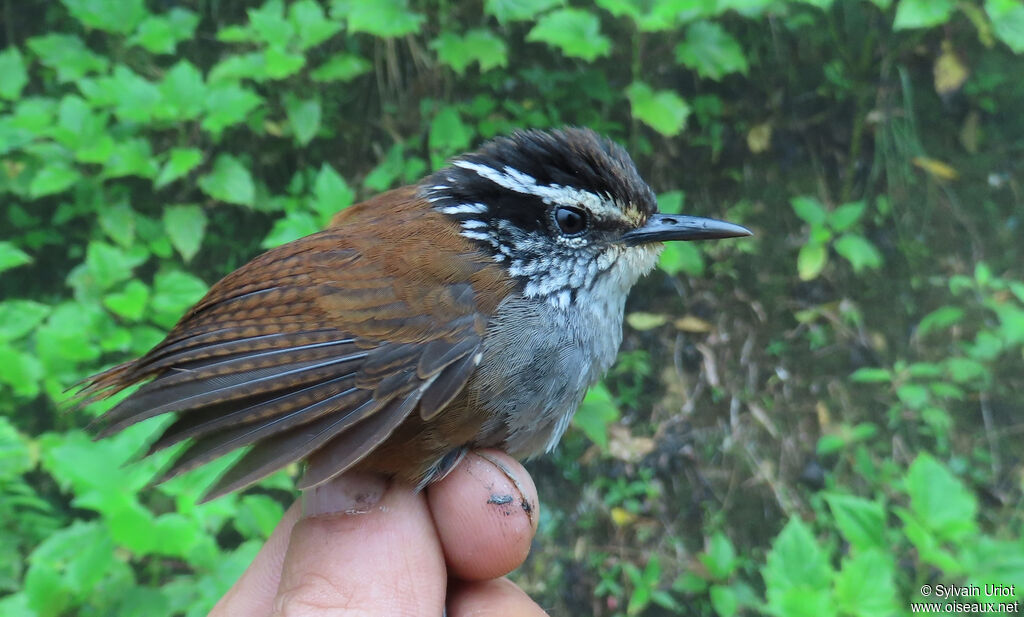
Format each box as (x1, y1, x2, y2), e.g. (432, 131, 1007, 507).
(554, 206, 588, 236)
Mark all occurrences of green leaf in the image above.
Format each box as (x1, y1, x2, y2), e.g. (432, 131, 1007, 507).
(62, 0, 147, 33)
(290, 0, 342, 49)
(163, 204, 207, 262)
(98, 201, 136, 248)
(0, 300, 50, 342)
(364, 143, 405, 192)
(29, 162, 81, 198)
(834, 550, 898, 617)
(202, 85, 263, 135)
(828, 201, 866, 231)
(27, 34, 108, 82)
(0, 416, 32, 479)
(709, 585, 739, 617)
(198, 155, 255, 206)
(790, 196, 827, 226)
(824, 494, 886, 552)
(659, 241, 704, 276)
(484, 0, 560, 22)
(155, 147, 203, 188)
(849, 367, 891, 383)
(527, 8, 611, 61)
(700, 532, 738, 580)
(573, 382, 620, 450)
(284, 95, 322, 146)
(248, 0, 294, 47)
(905, 453, 977, 541)
(130, 8, 199, 54)
(987, 0, 1024, 52)
(86, 241, 140, 290)
(432, 29, 508, 75)
(834, 234, 882, 272)
(429, 107, 472, 159)
(208, 52, 267, 84)
(917, 306, 964, 338)
(264, 46, 305, 79)
(626, 82, 690, 136)
(893, 0, 956, 29)
(0, 242, 32, 274)
(158, 61, 207, 121)
(337, 0, 425, 37)
(945, 357, 988, 384)
(151, 270, 208, 328)
(103, 280, 150, 321)
(0, 47, 28, 100)
(310, 53, 371, 82)
(0, 344, 43, 398)
(674, 21, 749, 80)
(797, 243, 827, 280)
(896, 383, 929, 409)
(312, 163, 355, 223)
(103, 137, 158, 179)
(261, 211, 319, 248)
(763, 519, 835, 617)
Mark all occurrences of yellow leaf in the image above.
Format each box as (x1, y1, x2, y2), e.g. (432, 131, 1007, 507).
(934, 41, 969, 96)
(747, 122, 772, 153)
(674, 315, 714, 333)
(912, 156, 959, 180)
(626, 312, 668, 331)
(610, 506, 637, 527)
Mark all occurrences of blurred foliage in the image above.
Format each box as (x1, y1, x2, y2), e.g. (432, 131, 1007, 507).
(1, 0, 1022, 615)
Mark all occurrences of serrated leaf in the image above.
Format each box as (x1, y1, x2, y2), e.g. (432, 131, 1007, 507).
(432, 29, 508, 74)
(763, 519, 834, 616)
(0, 300, 50, 342)
(894, 0, 956, 30)
(0, 47, 28, 100)
(338, 0, 425, 37)
(429, 107, 472, 159)
(198, 155, 255, 206)
(284, 95, 321, 146)
(527, 8, 611, 61)
(85, 241, 139, 290)
(626, 81, 690, 136)
(264, 46, 305, 79)
(484, 0, 560, 22)
(312, 163, 354, 222)
(248, 0, 294, 47)
(987, 0, 1024, 53)
(834, 550, 898, 617)
(834, 234, 882, 272)
(151, 270, 208, 328)
(103, 280, 149, 321)
(261, 211, 319, 248)
(62, 0, 147, 33)
(290, 0, 342, 49)
(310, 53, 371, 82)
(790, 196, 827, 226)
(27, 34, 108, 82)
(0, 242, 32, 274)
(98, 201, 136, 248)
(202, 85, 263, 135)
(905, 453, 977, 541)
(573, 382, 620, 450)
(797, 242, 827, 280)
(163, 204, 207, 262)
(155, 147, 202, 188)
(824, 494, 887, 552)
(103, 137, 158, 179)
(674, 21, 749, 80)
(917, 306, 964, 338)
(659, 241, 704, 276)
(829, 201, 865, 231)
(29, 162, 81, 198)
(130, 8, 199, 54)
(158, 60, 207, 121)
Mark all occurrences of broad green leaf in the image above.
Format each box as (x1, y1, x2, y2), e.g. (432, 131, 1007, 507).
(24, 521, 115, 613)
(896, 383, 928, 409)
(429, 107, 472, 160)
(626, 312, 668, 330)
(105, 65, 162, 123)
(85, 241, 139, 290)
(27, 34, 108, 82)
(834, 233, 882, 272)
(364, 143, 405, 192)
(917, 306, 964, 337)
(893, 0, 956, 29)
(289, 0, 342, 49)
(0, 242, 32, 274)
(129, 8, 199, 54)
(103, 137, 158, 179)
(710, 585, 739, 617)
(337, 0, 425, 37)
(0, 300, 50, 342)
(763, 519, 835, 617)
(247, 0, 294, 47)
(797, 242, 827, 280)
(208, 52, 267, 84)
(849, 367, 891, 383)
(674, 21, 749, 80)
(573, 382, 620, 450)
(312, 163, 355, 223)
(945, 357, 988, 384)
(527, 8, 611, 61)
(62, 0, 147, 33)
(834, 550, 898, 617)
(103, 280, 150, 321)
(158, 61, 207, 121)
(0, 344, 43, 398)
(163, 204, 207, 262)
(98, 201, 136, 248)
(987, 0, 1024, 52)
(0, 416, 32, 479)
(626, 82, 690, 136)
(828, 201, 866, 231)
(659, 241, 704, 276)
(431, 30, 508, 74)
(824, 494, 886, 552)
(151, 269, 208, 328)
(700, 532, 738, 579)
(261, 211, 319, 248)
(198, 155, 255, 206)
(310, 53, 371, 82)
(29, 162, 81, 198)
(0, 47, 28, 100)
(264, 46, 305, 79)
(905, 453, 977, 541)
(790, 196, 827, 226)
(484, 0, 560, 22)
(284, 95, 322, 146)
(52, 95, 112, 162)
(155, 147, 203, 188)
(202, 85, 263, 134)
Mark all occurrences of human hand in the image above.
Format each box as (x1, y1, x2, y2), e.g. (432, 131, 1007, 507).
(210, 449, 548, 616)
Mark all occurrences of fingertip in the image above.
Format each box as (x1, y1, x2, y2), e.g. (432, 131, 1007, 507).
(427, 450, 539, 581)
(448, 578, 549, 617)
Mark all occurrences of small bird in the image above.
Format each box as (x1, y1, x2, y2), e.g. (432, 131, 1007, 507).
(80, 128, 750, 501)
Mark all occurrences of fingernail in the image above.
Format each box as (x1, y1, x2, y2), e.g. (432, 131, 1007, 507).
(301, 472, 388, 517)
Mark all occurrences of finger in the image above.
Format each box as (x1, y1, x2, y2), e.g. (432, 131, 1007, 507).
(273, 472, 446, 616)
(448, 578, 549, 617)
(209, 501, 302, 617)
(427, 450, 539, 581)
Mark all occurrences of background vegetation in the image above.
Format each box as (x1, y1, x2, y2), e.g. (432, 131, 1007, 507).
(1, 0, 1022, 615)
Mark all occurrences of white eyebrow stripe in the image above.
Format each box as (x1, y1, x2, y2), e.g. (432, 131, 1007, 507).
(439, 202, 488, 215)
(452, 160, 629, 224)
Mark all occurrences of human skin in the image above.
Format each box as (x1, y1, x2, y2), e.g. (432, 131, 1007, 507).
(209, 450, 549, 617)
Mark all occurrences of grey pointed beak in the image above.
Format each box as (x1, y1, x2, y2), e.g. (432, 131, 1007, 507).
(621, 213, 753, 245)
